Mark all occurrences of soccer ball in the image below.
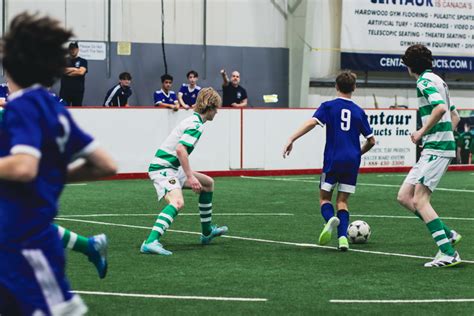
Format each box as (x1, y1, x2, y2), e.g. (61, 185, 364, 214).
(347, 220, 371, 244)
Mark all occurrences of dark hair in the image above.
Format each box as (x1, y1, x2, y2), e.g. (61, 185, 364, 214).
(68, 41, 79, 49)
(119, 72, 132, 80)
(402, 45, 433, 75)
(187, 70, 198, 78)
(335, 70, 357, 94)
(161, 74, 173, 83)
(2, 12, 73, 88)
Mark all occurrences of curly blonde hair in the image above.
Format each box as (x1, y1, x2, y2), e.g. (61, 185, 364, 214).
(194, 87, 222, 114)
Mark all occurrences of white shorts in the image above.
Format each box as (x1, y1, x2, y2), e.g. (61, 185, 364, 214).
(403, 154, 451, 192)
(149, 168, 187, 201)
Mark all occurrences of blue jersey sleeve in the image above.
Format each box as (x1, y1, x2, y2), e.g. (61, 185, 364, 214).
(5, 101, 42, 158)
(360, 111, 373, 138)
(154, 91, 161, 104)
(313, 103, 327, 125)
(170, 92, 178, 103)
(178, 84, 186, 95)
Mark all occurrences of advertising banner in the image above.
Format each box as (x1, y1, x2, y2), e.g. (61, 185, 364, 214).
(341, 0, 474, 72)
(361, 109, 418, 167)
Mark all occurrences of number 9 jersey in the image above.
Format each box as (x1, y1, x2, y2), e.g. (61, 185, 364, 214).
(0, 85, 97, 248)
(313, 97, 373, 173)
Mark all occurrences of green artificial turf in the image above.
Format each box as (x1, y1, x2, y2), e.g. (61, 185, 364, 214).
(57, 171, 474, 315)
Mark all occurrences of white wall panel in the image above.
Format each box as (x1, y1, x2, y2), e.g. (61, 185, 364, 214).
(3, 0, 286, 48)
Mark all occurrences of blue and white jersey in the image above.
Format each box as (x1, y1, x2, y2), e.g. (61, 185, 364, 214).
(0, 83, 9, 100)
(154, 89, 178, 106)
(313, 97, 373, 172)
(50, 91, 68, 107)
(178, 84, 201, 106)
(0, 86, 97, 248)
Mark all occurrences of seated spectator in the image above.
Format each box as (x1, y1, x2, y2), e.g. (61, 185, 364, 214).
(104, 72, 133, 107)
(177, 70, 201, 109)
(220, 69, 248, 107)
(0, 82, 9, 106)
(154, 74, 179, 111)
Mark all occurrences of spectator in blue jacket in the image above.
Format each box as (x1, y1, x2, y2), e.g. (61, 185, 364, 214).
(103, 72, 133, 107)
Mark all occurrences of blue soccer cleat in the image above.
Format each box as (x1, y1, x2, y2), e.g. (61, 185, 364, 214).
(140, 240, 172, 256)
(200, 225, 228, 245)
(87, 234, 108, 279)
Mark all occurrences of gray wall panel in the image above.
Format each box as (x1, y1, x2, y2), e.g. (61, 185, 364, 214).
(50, 43, 289, 108)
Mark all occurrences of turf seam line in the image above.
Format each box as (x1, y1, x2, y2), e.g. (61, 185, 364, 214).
(72, 290, 267, 302)
(240, 176, 474, 193)
(55, 217, 474, 264)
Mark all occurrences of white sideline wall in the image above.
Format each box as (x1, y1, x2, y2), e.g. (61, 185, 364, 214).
(70, 108, 416, 174)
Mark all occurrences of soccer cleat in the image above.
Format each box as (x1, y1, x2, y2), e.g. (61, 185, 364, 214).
(424, 251, 461, 268)
(140, 240, 172, 256)
(200, 225, 228, 245)
(450, 230, 462, 246)
(87, 234, 108, 279)
(338, 236, 349, 251)
(318, 216, 340, 245)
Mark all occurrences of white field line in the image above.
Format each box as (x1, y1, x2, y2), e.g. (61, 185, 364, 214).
(240, 176, 474, 193)
(65, 183, 87, 186)
(72, 290, 267, 302)
(57, 213, 474, 222)
(352, 214, 474, 221)
(330, 299, 474, 304)
(54, 217, 474, 264)
(58, 213, 294, 218)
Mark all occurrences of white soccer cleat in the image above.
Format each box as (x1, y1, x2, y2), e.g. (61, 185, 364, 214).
(424, 251, 461, 268)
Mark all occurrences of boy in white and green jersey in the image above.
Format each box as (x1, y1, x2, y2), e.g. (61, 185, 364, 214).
(141, 87, 228, 256)
(398, 45, 462, 268)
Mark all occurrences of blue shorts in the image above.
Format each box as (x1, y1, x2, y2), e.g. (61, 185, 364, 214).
(320, 170, 358, 194)
(0, 225, 86, 315)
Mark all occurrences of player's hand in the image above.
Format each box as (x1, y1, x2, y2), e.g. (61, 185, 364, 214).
(220, 69, 226, 75)
(410, 130, 423, 144)
(172, 104, 179, 111)
(188, 175, 202, 193)
(283, 141, 293, 159)
(183, 104, 191, 110)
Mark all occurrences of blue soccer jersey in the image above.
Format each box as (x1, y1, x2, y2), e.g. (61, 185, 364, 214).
(0, 83, 9, 100)
(313, 97, 373, 173)
(178, 84, 201, 106)
(0, 86, 97, 247)
(154, 89, 178, 106)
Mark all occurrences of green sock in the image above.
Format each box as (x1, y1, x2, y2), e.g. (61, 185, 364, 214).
(55, 224, 90, 255)
(426, 218, 455, 256)
(199, 192, 213, 236)
(146, 204, 178, 244)
(415, 211, 452, 238)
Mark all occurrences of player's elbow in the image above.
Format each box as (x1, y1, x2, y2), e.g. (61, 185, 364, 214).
(368, 136, 376, 147)
(176, 145, 187, 157)
(99, 159, 118, 177)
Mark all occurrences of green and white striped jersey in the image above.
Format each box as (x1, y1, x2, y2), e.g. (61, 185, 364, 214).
(416, 70, 456, 158)
(149, 112, 204, 173)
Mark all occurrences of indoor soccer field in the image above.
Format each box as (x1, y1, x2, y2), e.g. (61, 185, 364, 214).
(57, 171, 474, 315)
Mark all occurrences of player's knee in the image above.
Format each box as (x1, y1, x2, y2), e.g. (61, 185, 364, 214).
(397, 192, 409, 206)
(172, 199, 185, 210)
(412, 196, 427, 210)
(204, 177, 214, 192)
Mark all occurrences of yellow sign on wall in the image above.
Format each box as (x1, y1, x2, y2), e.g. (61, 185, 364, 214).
(117, 42, 131, 56)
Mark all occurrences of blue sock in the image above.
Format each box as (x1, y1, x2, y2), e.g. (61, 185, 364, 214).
(321, 203, 334, 223)
(337, 210, 349, 238)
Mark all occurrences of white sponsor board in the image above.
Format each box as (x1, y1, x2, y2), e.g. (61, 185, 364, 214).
(78, 42, 106, 60)
(341, 0, 474, 56)
(361, 110, 417, 168)
(70, 108, 417, 173)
